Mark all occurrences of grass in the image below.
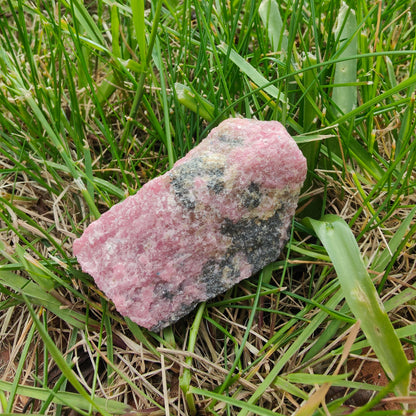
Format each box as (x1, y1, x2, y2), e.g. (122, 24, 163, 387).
(0, 0, 415, 414)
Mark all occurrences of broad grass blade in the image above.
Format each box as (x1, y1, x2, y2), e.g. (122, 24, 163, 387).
(332, 2, 358, 116)
(0, 270, 90, 329)
(67, 0, 106, 46)
(0, 379, 132, 414)
(131, 0, 147, 65)
(217, 42, 287, 104)
(307, 215, 411, 397)
(175, 82, 215, 122)
(258, 0, 288, 54)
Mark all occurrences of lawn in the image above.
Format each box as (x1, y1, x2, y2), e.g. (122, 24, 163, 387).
(0, 0, 416, 414)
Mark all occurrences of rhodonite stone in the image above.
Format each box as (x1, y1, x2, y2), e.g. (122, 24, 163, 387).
(73, 118, 307, 331)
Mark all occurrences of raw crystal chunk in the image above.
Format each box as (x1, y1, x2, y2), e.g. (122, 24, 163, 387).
(73, 118, 307, 331)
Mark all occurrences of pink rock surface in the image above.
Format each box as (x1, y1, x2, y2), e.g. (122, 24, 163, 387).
(73, 118, 307, 331)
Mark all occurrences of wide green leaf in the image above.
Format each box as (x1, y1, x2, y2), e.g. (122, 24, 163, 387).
(0, 380, 132, 414)
(306, 215, 411, 397)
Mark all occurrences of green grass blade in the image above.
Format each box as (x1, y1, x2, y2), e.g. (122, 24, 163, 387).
(131, 0, 147, 66)
(22, 296, 113, 416)
(217, 42, 287, 104)
(397, 31, 416, 154)
(110, 4, 122, 59)
(120, 0, 163, 148)
(238, 289, 346, 415)
(333, 70, 416, 126)
(215, 270, 265, 397)
(179, 302, 206, 416)
(300, 53, 320, 133)
(349, 363, 416, 416)
(190, 386, 282, 416)
(5, 318, 36, 412)
(306, 215, 411, 397)
(273, 376, 309, 400)
(175, 82, 216, 122)
(63, 0, 106, 46)
(0, 271, 89, 329)
(153, 36, 175, 168)
(287, 373, 350, 385)
(331, 2, 358, 116)
(258, 0, 288, 54)
(0, 380, 132, 414)
(124, 318, 160, 356)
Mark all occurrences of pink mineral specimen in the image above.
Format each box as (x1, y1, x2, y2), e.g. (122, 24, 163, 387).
(73, 118, 307, 331)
